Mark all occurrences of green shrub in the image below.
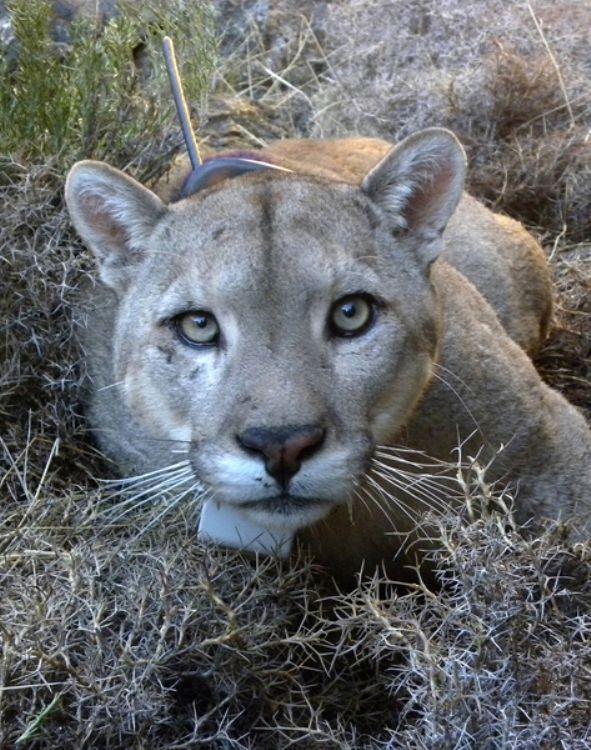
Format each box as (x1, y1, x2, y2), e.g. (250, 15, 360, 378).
(0, 0, 216, 176)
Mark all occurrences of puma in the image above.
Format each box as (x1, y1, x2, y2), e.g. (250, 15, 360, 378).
(66, 128, 591, 582)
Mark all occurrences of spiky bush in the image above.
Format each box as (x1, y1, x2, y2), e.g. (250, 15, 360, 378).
(1, 470, 589, 747)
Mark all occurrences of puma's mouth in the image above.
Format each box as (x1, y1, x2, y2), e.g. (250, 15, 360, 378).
(239, 494, 331, 515)
(237, 493, 336, 532)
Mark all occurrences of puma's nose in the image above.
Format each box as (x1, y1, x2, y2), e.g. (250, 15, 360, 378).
(237, 424, 326, 488)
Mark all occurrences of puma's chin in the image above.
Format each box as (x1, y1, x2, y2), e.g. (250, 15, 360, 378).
(239, 494, 336, 532)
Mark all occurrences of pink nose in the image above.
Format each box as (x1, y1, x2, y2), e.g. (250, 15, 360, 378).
(237, 424, 326, 488)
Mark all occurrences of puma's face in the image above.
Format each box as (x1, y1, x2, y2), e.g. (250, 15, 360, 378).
(66, 128, 465, 532)
(115, 179, 438, 530)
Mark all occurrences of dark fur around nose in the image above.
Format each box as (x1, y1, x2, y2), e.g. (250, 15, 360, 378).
(237, 424, 326, 488)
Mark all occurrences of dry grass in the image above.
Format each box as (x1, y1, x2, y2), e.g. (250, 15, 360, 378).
(1, 0, 590, 747)
(2, 460, 590, 747)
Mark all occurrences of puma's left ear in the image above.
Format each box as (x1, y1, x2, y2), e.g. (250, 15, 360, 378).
(361, 128, 466, 265)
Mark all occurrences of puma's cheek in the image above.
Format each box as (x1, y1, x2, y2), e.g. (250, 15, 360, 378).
(124, 367, 191, 443)
(369, 352, 434, 443)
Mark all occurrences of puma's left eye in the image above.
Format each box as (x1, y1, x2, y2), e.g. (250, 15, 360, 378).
(172, 310, 220, 347)
(329, 294, 376, 337)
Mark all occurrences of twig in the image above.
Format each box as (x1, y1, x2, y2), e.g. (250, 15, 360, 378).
(526, 2, 575, 129)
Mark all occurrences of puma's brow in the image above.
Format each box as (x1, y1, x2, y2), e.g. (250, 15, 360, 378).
(153, 289, 214, 321)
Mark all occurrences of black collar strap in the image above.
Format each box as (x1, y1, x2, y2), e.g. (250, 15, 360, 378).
(178, 156, 293, 199)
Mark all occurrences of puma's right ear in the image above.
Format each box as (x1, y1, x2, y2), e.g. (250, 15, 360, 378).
(65, 161, 167, 291)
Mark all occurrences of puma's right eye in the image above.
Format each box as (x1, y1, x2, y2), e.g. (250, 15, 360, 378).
(172, 310, 220, 347)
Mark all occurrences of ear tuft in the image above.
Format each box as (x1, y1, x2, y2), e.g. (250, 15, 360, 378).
(362, 128, 466, 264)
(65, 161, 166, 291)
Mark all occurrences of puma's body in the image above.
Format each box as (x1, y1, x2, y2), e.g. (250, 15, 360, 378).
(67, 129, 591, 582)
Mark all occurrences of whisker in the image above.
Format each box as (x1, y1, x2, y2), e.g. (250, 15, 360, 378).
(372, 456, 459, 483)
(371, 470, 453, 518)
(374, 454, 450, 472)
(374, 443, 439, 455)
(351, 483, 374, 520)
(96, 462, 196, 523)
(96, 380, 125, 392)
(371, 442, 466, 513)
(354, 483, 393, 530)
(366, 485, 412, 533)
(371, 460, 459, 495)
(370, 455, 457, 511)
(364, 473, 420, 527)
(359, 478, 431, 557)
(358, 479, 419, 537)
(130, 482, 209, 541)
(99, 459, 191, 485)
(100, 481, 191, 508)
(100, 471, 194, 514)
(430, 365, 483, 439)
(358, 483, 420, 557)
(374, 446, 455, 470)
(433, 361, 476, 396)
(102, 465, 193, 493)
(374, 443, 432, 454)
(92, 427, 194, 446)
(102, 474, 203, 527)
(374, 463, 455, 508)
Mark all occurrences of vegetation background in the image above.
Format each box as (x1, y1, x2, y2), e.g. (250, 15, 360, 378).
(0, 0, 589, 747)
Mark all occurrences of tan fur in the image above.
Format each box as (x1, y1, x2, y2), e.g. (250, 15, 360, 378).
(160, 136, 552, 354)
(65, 129, 590, 584)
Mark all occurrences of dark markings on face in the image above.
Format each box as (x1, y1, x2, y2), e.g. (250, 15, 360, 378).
(246, 183, 277, 343)
(212, 225, 227, 241)
(157, 345, 174, 365)
(258, 182, 275, 266)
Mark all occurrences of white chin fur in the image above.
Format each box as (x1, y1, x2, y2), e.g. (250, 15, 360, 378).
(240, 502, 337, 533)
(241, 500, 335, 533)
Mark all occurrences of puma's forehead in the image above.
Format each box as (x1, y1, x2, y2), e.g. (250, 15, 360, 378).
(165, 174, 380, 265)
(144, 175, 387, 311)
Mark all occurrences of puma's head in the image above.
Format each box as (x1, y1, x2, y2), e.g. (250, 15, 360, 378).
(66, 128, 466, 532)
